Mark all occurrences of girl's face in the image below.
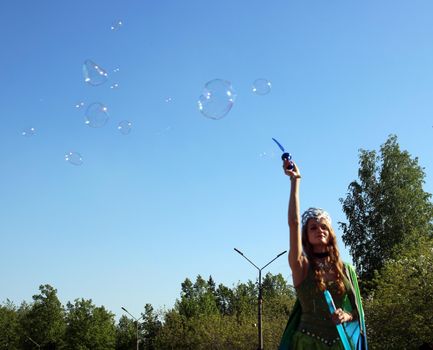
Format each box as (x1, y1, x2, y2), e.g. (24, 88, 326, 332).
(307, 218, 330, 248)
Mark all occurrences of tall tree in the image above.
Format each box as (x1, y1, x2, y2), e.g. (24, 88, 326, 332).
(141, 303, 162, 350)
(0, 300, 20, 350)
(340, 135, 433, 284)
(19, 284, 66, 349)
(115, 315, 136, 350)
(65, 298, 116, 350)
(176, 275, 218, 318)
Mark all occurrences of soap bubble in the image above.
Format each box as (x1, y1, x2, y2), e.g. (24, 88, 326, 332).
(75, 102, 85, 109)
(110, 83, 119, 89)
(85, 102, 109, 128)
(110, 20, 123, 31)
(252, 78, 272, 95)
(83, 59, 108, 86)
(118, 120, 132, 135)
(165, 97, 173, 103)
(113, 68, 120, 73)
(21, 127, 36, 137)
(65, 151, 83, 166)
(197, 79, 236, 120)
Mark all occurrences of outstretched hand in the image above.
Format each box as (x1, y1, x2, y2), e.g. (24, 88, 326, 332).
(283, 160, 301, 179)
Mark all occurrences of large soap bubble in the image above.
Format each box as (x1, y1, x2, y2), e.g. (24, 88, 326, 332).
(197, 79, 236, 120)
(83, 59, 108, 86)
(85, 102, 109, 128)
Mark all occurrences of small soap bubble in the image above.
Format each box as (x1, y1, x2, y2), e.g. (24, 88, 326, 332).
(197, 79, 236, 120)
(65, 151, 83, 166)
(21, 127, 36, 137)
(118, 120, 132, 135)
(110, 83, 119, 89)
(85, 102, 109, 128)
(83, 59, 108, 86)
(156, 126, 172, 136)
(113, 68, 120, 73)
(252, 78, 272, 95)
(75, 102, 85, 109)
(110, 20, 123, 31)
(258, 151, 275, 159)
(165, 97, 173, 103)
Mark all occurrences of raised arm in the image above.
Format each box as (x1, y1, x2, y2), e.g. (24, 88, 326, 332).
(283, 160, 308, 286)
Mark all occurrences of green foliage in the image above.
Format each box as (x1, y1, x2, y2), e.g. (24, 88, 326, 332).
(364, 237, 433, 349)
(0, 274, 295, 349)
(176, 275, 219, 318)
(115, 315, 136, 350)
(339, 135, 433, 284)
(19, 284, 66, 349)
(65, 298, 116, 350)
(0, 300, 20, 350)
(157, 274, 295, 349)
(141, 303, 162, 350)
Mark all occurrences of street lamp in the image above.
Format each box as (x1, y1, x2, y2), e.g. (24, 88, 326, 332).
(27, 336, 41, 349)
(121, 306, 144, 350)
(234, 248, 287, 350)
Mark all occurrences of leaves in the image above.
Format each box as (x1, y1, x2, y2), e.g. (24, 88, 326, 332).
(339, 135, 433, 286)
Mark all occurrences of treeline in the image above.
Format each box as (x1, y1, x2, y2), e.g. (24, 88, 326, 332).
(0, 273, 295, 349)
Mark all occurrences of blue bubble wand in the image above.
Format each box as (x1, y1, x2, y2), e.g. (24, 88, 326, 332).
(271, 138, 294, 170)
(324, 290, 352, 350)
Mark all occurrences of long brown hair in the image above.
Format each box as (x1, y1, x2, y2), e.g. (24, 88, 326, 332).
(302, 219, 346, 295)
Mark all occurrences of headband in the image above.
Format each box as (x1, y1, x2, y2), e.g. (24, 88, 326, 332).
(301, 207, 332, 227)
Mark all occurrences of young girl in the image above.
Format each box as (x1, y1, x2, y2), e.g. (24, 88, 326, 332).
(279, 160, 367, 350)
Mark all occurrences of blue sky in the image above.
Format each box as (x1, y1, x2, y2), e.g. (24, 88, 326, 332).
(1, 0, 432, 319)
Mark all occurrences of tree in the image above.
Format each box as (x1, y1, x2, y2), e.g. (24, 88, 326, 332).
(141, 303, 162, 350)
(175, 275, 219, 318)
(155, 274, 295, 349)
(364, 237, 433, 349)
(65, 298, 116, 350)
(0, 300, 20, 350)
(19, 284, 66, 349)
(115, 315, 136, 350)
(339, 135, 433, 284)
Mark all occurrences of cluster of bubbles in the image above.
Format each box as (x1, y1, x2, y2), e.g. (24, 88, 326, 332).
(23, 17, 275, 166)
(68, 58, 132, 166)
(197, 78, 272, 120)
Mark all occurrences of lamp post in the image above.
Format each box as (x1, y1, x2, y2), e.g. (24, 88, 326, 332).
(234, 248, 287, 350)
(121, 306, 144, 350)
(27, 336, 41, 349)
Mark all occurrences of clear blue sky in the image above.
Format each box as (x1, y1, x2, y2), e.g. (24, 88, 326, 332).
(1, 0, 432, 319)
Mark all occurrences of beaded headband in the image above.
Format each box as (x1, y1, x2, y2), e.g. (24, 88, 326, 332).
(301, 207, 332, 227)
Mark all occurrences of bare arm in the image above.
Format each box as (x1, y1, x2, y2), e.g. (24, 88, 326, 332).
(284, 161, 308, 286)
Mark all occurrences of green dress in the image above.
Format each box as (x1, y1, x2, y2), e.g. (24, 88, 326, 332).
(279, 265, 355, 350)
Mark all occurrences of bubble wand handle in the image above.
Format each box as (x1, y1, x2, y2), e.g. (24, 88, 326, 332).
(323, 290, 352, 350)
